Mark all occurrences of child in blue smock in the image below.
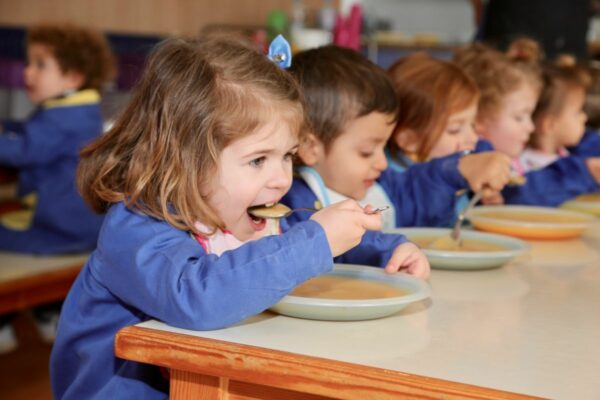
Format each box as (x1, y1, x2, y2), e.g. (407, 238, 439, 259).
(50, 37, 429, 400)
(282, 46, 511, 229)
(455, 41, 600, 206)
(0, 23, 115, 353)
(0, 22, 115, 253)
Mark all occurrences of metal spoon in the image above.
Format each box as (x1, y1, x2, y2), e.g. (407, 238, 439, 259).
(248, 204, 390, 219)
(428, 191, 483, 251)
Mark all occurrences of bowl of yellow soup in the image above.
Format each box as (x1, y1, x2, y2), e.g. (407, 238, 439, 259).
(561, 193, 600, 217)
(386, 227, 529, 270)
(466, 205, 595, 240)
(269, 264, 431, 321)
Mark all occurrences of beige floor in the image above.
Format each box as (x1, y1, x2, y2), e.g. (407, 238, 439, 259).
(0, 312, 53, 400)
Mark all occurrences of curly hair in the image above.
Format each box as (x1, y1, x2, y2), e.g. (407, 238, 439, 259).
(454, 41, 542, 122)
(77, 36, 304, 234)
(27, 22, 116, 90)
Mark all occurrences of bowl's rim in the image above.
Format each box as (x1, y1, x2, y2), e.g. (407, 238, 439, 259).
(385, 227, 531, 260)
(466, 205, 595, 230)
(278, 264, 431, 308)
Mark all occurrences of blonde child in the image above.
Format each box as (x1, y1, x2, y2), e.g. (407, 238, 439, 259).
(282, 46, 511, 229)
(520, 58, 591, 171)
(455, 42, 600, 205)
(0, 22, 115, 353)
(50, 37, 429, 400)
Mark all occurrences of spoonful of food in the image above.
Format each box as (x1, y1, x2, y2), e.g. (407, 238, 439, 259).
(248, 203, 390, 219)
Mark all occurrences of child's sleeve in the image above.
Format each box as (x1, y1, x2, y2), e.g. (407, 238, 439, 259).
(503, 156, 600, 206)
(0, 113, 73, 166)
(95, 211, 333, 331)
(334, 230, 408, 268)
(568, 129, 600, 157)
(378, 153, 469, 227)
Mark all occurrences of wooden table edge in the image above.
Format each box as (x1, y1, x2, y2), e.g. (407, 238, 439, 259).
(115, 325, 542, 400)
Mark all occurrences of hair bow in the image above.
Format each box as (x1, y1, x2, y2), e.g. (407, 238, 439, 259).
(268, 34, 292, 69)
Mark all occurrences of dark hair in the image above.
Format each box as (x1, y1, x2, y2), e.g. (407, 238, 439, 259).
(27, 22, 116, 90)
(387, 53, 479, 161)
(78, 36, 304, 233)
(289, 45, 398, 149)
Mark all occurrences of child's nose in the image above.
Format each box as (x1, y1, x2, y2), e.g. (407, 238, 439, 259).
(374, 150, 388, 171)
(268, 163, 292, 189)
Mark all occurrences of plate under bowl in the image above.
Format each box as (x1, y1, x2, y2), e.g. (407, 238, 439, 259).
(386, 227, 530, 270)
(466, 205, 594, 240)
(269, 264, 430, 321)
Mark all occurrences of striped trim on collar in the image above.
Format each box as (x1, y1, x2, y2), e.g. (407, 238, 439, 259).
(43, 89, 100, 109)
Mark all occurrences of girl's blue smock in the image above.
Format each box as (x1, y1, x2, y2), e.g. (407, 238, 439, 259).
(50, 202, 408, 399)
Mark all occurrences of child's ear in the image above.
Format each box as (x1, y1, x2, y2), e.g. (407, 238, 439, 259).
(65, 70, 85, 91)
(298, 133, 325, 166)
(394, 129, 419, 153)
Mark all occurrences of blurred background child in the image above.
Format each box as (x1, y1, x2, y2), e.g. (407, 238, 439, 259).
(51, 36, 428, 400)
(0, 22, 115, 353)
(455, 40, 600, 206)
(386, 52, 512, 216)
(520, 57, 591, 171)
(283, 45, 510, 229)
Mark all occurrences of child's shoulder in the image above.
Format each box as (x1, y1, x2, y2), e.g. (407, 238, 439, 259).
(98, 203, 196, 255)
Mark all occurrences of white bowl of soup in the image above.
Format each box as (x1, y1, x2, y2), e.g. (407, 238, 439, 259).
(386, 227, 529, 270)
(269, 264, 430, 321)
(466, 205, 595, 240)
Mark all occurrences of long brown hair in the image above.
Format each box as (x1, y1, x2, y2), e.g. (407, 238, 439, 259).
(78, 36, 304, 233)
(387, 53, 479, 161)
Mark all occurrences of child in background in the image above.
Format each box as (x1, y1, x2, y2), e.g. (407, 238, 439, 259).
(282, 46, 511, 229)
(519, 58, 591, 171)
(0, 22, 115, 253)
(0, 22, 115, 353)
(50, 37, 429, 400)
(455, 42, 600, 206)
(386, 52, 512, 215)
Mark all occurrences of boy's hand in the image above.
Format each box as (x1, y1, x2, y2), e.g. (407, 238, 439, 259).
(384, 242, 430, 279)
(310, 200, 382, 257)
(458, 152, 512, 195)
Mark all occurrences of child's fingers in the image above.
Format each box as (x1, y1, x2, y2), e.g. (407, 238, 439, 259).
(358, 212, 382, 231)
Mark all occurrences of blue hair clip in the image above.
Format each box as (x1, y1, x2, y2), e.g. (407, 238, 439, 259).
(268, 34, 292, 69)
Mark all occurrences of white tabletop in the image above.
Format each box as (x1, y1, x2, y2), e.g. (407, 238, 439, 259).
(140, 220, 600, 400)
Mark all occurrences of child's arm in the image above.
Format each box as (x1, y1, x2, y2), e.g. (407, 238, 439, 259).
(96, 201, 381, 331)
(0, 114, 72, 166)
(502, 156, 599, 206)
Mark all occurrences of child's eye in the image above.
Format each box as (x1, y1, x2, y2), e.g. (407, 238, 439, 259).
(446, 126, 462, 135)
(283, 151, 296, 161)
(249, 156, 266, 168)
(359, 150, 374, 158)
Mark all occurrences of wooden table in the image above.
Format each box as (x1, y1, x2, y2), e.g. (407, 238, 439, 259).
(0, 252, 89, 314)
(115, 221, 600, 399)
